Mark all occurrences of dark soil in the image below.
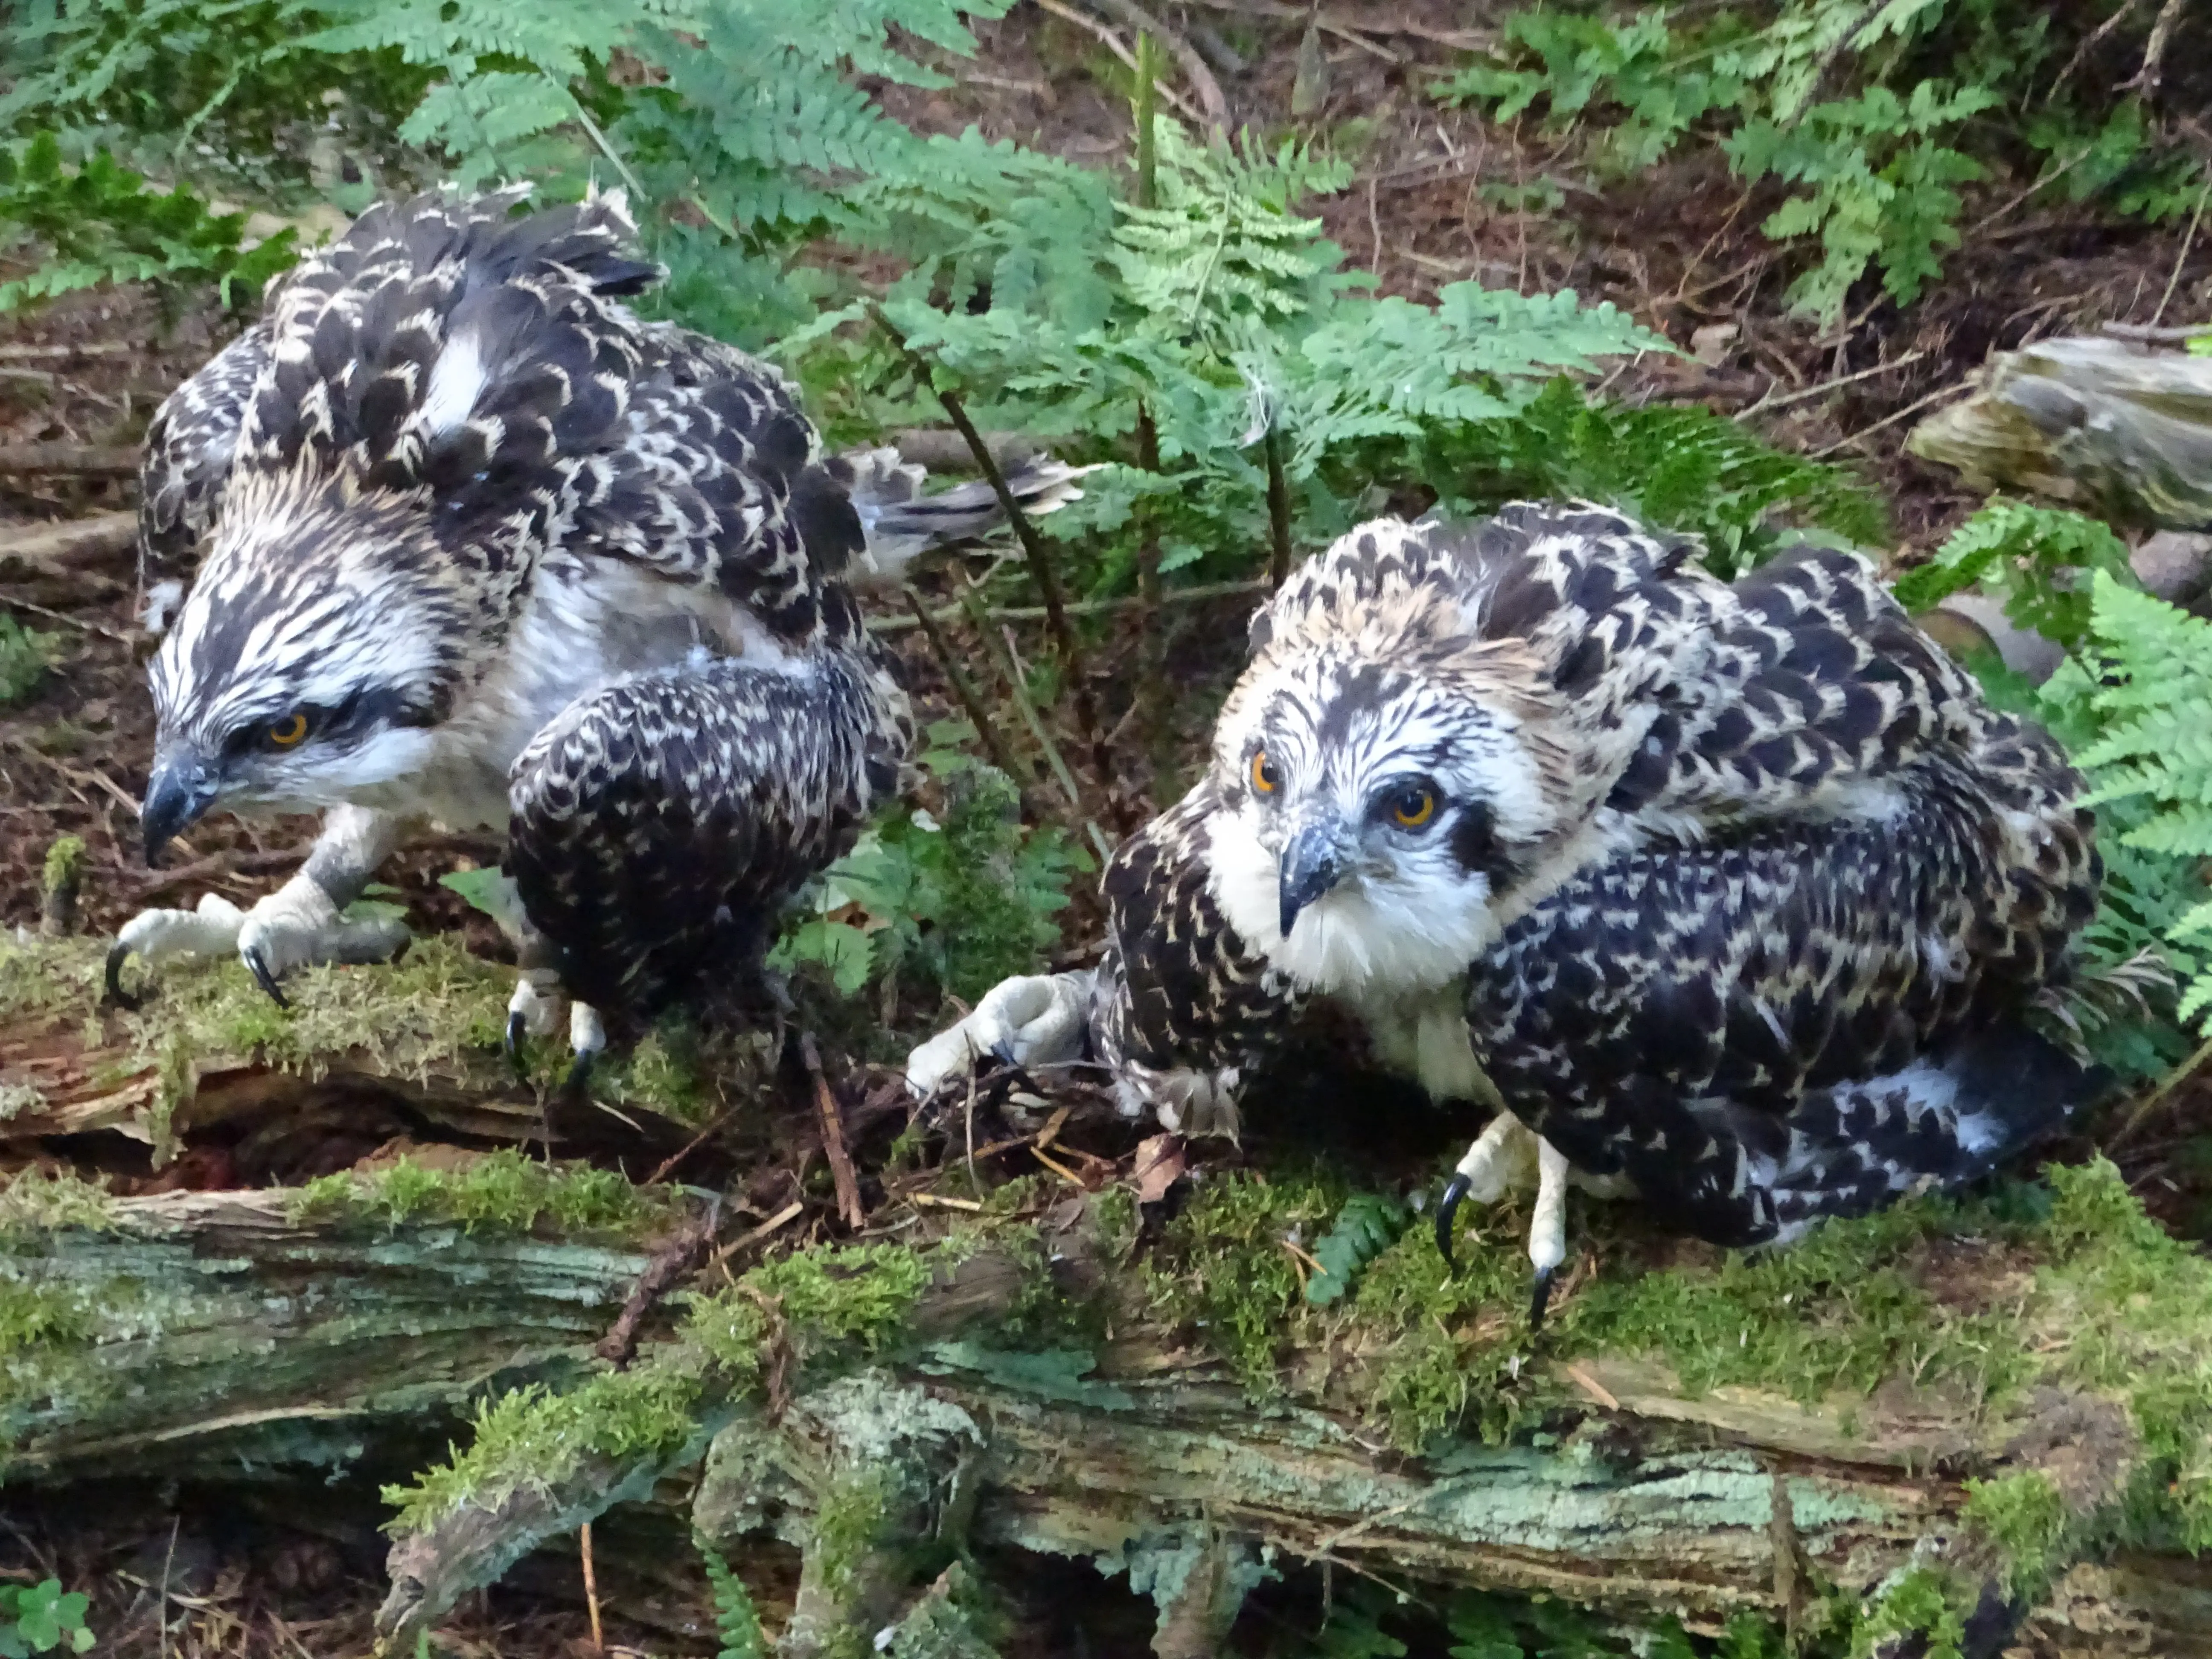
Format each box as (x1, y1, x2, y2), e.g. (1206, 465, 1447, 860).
(8, 5, 2212, 1653)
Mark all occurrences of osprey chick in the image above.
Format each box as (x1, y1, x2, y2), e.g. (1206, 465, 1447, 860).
(115, 186, 1085, 1080)
(910, 505, 2103, 1319)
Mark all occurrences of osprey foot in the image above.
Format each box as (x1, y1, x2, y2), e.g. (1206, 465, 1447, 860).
(505, 973, 562, 1081)
(1432, 1115, 1572, 1328)
(905, 969, 1094, 1098)
(107, 882, 409, 1008)
(562, 1001, 607, 1102)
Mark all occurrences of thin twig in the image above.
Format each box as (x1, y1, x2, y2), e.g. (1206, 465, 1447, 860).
(955, 570, 1115, 862)
(1077, 0, 1228, 130)
(2117, 1029, 2212, 1144)
(870, 578, 1267, 635)
(1968, 148, 2094, 238)
(2101, 320, 2209, 342)
(899, 586, 1035, 806)
(1808, 379, 1977, 459)
(884, 316, 1113, 797)
(705, 1199, 804, 1270)
(802, 1033, 866, 1231)
(1032, 0, 1205, 124)
(2153, 168, 2212, 327)
(0, 442, 138, 476)
(2051, 0, 2144, 100)
(2125, 0, 2188, 96)
(594, 1200, 722, 1365)
(580, 1522, 604, 1654)
(0, 594, 131, 640)
(1263, 424, 1294, 588)
(1735, 350, 1925, 421)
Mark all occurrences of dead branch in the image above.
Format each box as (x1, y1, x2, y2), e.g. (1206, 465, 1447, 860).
(0, 444, 139, 478)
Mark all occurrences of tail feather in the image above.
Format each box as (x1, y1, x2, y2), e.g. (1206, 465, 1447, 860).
(832, 444, 1098, 587)
(1754, 1023, 2104, 1242)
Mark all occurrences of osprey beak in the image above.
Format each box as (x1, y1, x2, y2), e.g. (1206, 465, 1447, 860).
(141, 748, 219, 867)
(1278, 822, 1345, 939)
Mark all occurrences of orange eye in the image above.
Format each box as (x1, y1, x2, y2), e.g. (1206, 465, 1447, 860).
(268, 713, 309, 748)
(1250, 749, 1281, 795)
(1391, 786, 1436, 828)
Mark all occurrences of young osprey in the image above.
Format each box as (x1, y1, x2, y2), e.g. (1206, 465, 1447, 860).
(909, 504, 2103, 1318)
(113, 186, 1083, 1081)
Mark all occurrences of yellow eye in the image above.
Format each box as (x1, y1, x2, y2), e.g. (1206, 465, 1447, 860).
(268, 713, 309, 748)
(1391, 786, 1436, 828)
(1250, 749, 1280, 795)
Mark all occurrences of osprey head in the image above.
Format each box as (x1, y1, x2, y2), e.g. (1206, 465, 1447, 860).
(1206, 627, 1572, 999)
(141, 480, 465, 861)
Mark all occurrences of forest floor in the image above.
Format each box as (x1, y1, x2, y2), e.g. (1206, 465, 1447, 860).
(6, 3, 2212, 1654)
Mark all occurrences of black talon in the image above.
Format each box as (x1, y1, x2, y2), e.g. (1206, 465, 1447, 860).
(505, 1012, 529, 1080)
(988, 1039, 1018, 1068)
(242, 945, 290, 1009)
(1528, 1266, 1555, 1332)
(103, 943, 143, 1012)
(561, 1050, 595, 1103)
(1435, 1173, 1471, 1269)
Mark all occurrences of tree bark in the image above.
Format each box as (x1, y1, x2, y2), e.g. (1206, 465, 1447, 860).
(1908, 334, 2212, 529)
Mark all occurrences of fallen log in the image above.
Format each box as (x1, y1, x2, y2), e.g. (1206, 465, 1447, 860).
(1908, 335, 2212, 528)
(7, 935, 2212, 1656)
(0, 445, 140, 479)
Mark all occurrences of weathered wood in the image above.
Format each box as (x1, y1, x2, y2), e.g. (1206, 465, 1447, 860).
(0, 444, 139, 478)
(1908, 335, 2212, 527)
(0, 1187, 673, 1481)
(0, 511, 137, 584)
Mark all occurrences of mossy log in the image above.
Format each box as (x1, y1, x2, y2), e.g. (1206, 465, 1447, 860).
(0, 1182, 678, 1480)
(1907, 334, 2212, 527)
(8, 937, 2212, 1654)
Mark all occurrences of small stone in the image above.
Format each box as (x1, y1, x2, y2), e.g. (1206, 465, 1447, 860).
(1691, 322, 1741, 365)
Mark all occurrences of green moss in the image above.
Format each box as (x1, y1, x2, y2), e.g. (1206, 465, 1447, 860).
(1962, 1470, 2068, 1598)
(1144, 1167, 1342, 1396)
(810, 1464, 894, 1659)
(38, 835, 83, 901)
(748, 1242, 935, 1357)
(2026, 1158, 2212, 1550)
(0, 1170, 115, 1238)
(680, 1289, 771, 1388)
(597, 1016, 714, 1123)
(1351, 1213, 1534, 1449)
(1851, 1566, 1967, 1659)
(0, 1280, 93, 1353)
(1565, 1196, 2020, 1409)
(288, 1148, 663, 1235)
(382, 1358, 705, 1534)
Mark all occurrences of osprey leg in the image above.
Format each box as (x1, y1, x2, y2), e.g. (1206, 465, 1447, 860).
(107, 806, 408, 1007)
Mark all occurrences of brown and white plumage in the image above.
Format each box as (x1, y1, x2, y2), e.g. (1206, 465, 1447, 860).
(916, 504, 2101, 1292)
(114, 186, 1081, 1068)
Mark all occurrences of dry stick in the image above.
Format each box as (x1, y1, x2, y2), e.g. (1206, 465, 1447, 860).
(2153, 169, 2212, 328)
(1032, 0, 1205, 125)
(2051, 0, 2144, 100)
(802, 1033, 866, 1231)
(1733, 349, 1925, 422)
(898, 587, 1036, 806)
(1808, 379, 1977, 460)
(1263, 423, 1295, 588)
(1079, 0, 1229, 130)
(0, 509, 137, 572)
(888, 323, 1115, 801)
(580, 1522, 604, 1654)
(954, 571, 1116, 863)
(2126, 0, 2189, 96)
(1130, 33, 1176, 806)
(2102, 320, 2209, 342)
(872, 578, 1267, 635)
(0, 442, 139, 476)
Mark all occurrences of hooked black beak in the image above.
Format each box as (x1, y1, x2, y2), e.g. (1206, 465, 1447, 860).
(1278, 823, 1344, 938)
(140, 751, 218, 866)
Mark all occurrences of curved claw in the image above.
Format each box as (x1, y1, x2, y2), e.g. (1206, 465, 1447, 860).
(505, 1012, 529, 1080)
(1435, 1173, 1471, 1269)
(103, 942, 143, 1012)
(988, 1039, 1018, 1069)
(242, 945, 290, 1009)
(561, 1051, 594, 1103)
(1528, 1266, 1556, 1332)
